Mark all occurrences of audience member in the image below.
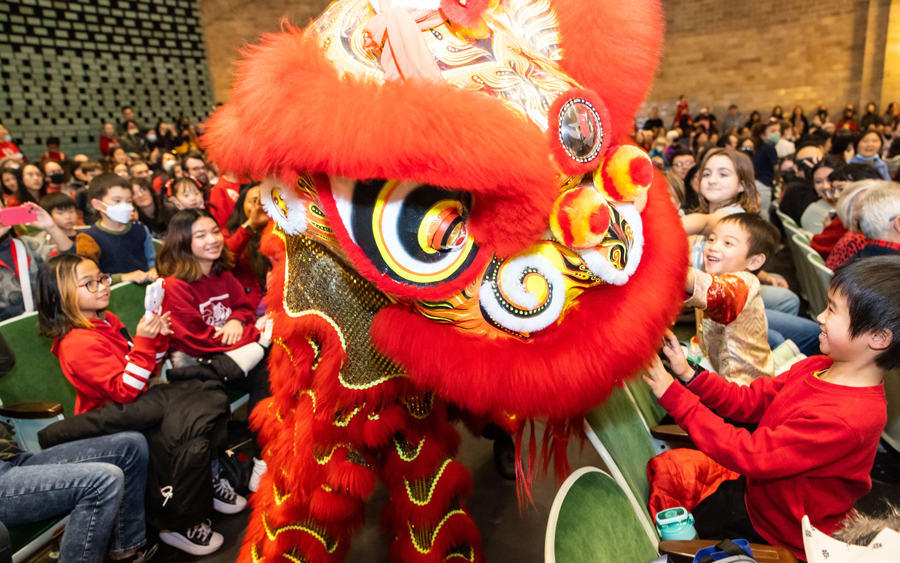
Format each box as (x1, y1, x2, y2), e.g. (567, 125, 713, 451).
(0, 124, 23, 161)
(751, 120, 780, 219)
(99, 123, 120, 157)
(36, 254, 233, 555)
(18, 163, 47, 204)
(132, 177, 173, 239)
(79, 174, 157, 284)
(224, 184, 271, 312)
(208, 174, 244, 229)
(116, 106, 142, 136)
(182, 153, 216, 202)
(684, 213, 776, 385)
(118, 121, 146, 157)
(812, 104, 830, 127)
(852, 183, 900, 260)
(722, 104, 743, 134)
(157, 209, 271, 491)
(169, 177, 205, 210)
(836, 105, 858, 131)
(646, 256, 898, 560)
(39, 137, 67, 167)
(800, 159, 840, 233)
(111, 147, 131, 167)
(804, 164, 883, 234)
(778, 145, 827, 224)
(790, 105, 808, 137)
(830, 129, 856, 163)
(824, 180, 882, 269)
(40, 193, 80, 244)
(670, 148, 696, 181)
(849, 130, 891, 180)
(859, 102, 880, 131)
(0, 166, 22, 206)
(129, 160, 152, 181)
(745, 110, 761, 130)
(774, 120, 796, 158)
(43, 160, 67, 195)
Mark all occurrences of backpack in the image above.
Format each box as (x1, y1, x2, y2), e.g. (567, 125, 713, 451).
(692, 539, 758, 563)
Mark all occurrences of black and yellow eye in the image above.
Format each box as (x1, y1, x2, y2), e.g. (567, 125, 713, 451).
(327, 177, 482, 289)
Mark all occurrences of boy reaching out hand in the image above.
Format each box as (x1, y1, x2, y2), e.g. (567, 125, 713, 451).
(644, 256, 899, 560)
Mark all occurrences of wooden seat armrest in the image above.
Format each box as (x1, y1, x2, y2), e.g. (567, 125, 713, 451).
(650, 424, 693, 442)
(0, 402, 63, 419)
(659, 540, 799, 563)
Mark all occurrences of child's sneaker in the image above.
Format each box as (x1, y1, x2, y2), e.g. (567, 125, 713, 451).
(213, 472, 247, 514)
(159, 520, 224, 556)
(248, 457, 267, 493)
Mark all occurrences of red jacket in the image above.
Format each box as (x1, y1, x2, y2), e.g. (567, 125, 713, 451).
(163, 271, 259, 357)
(810, 217, 847, 259)
(52, 312, 168, 415)
(659, 356, 886, 559)
(208, 178, 241, 229)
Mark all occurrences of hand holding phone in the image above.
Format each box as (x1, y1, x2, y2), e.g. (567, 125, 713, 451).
(0, 206, 37, 227)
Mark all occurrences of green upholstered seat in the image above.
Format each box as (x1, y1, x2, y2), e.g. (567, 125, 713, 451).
(106, 282, 147, 334)
(806, 253, 832, 319)
(584, 387, 659, 542)
(783, 225, 811, 302)
(546, 467, 659, 563)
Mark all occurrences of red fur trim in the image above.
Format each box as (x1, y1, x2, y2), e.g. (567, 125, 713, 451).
(371, 170, 688, 419)
(440, 0, 489, 27)
(308, 488, 367, 527)
(547, 88, 611, 175)
(382, 460, 474, 527)
(203, 28, 558, 259)
(315, 175, 493, 301)
(553, 0, 664, 146)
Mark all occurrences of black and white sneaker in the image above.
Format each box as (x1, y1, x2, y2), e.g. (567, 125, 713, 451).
(159, 520, 224, 556)
(213, 472, 248, 514)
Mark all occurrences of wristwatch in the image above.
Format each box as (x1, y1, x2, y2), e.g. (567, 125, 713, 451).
(680, 359, 705, 386)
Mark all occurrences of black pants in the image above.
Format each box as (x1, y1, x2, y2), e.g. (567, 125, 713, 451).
(693, 476, 769, 545)
(225, 358, 270, 457)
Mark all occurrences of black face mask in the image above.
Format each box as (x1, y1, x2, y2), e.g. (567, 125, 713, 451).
(782, 170, 798, 185)
(49, 172, 65, 184)
(796, 157, 817, 173)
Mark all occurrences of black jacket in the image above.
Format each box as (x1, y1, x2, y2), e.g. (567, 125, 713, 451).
(39, 380, 229, 530)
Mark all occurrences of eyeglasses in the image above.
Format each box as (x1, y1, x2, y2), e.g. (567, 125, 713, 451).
(80, 274, 112, 293)
(673, 161, 695, 168)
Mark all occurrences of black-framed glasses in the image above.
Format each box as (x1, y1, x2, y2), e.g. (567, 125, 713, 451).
(80, 274, 112, 293)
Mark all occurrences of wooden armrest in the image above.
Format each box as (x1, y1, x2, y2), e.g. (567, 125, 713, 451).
(650, 424, 693, 442)
(0, 402, 63, 419)
(659, 540, 799, 563)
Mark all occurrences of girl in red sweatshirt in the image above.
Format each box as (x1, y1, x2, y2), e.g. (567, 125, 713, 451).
(156, 208, 270, 491)
(37, 253, 239, 556)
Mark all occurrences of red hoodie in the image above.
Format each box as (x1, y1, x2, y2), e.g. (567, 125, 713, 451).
(208, 178, 241, 229)
(163, 271, 259, 357)
(659, 356, 886, 559)
(52, 311, 168, 415)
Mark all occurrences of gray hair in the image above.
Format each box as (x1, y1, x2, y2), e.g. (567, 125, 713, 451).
(835, 180, 891, 233)
(858, 183, 900, 239)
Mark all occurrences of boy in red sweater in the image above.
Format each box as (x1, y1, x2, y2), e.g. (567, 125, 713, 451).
(644, 256, 899, 559)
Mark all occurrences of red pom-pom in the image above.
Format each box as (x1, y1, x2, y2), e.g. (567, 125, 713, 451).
(440, 0, 490, 27)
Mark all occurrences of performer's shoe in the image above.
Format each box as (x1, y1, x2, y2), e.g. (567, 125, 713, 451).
(248, 457, 267, 493)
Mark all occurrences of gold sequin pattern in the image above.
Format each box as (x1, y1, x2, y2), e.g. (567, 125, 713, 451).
(345, 447, 372, 469)
(405, 392, 435, 419)
(282, 233, 406, 390)
(282, 552, 309, 563)
(444, 544, 476, 562)
(394, 435, 426, 462)
(408, 503, 465, 554)
(404, 459, 451, 506)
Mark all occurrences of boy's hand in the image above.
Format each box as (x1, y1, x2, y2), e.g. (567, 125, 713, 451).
(122, 271, 147, 284)
(29, 203, 57, 231)
(643, 355, 676, 400)
(137, 311, 170, 338)
(660, 329, 695, 382)
(214, 319, 244, 346)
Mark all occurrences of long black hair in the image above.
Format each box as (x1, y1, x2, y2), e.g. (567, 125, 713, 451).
(225, 183, 270, 290)
(131, 177, 173, 238)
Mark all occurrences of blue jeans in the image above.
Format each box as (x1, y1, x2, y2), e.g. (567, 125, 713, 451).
(766, 309, 821, 356)
(0, 431, 148, 563)
(759, 284, 800, 315)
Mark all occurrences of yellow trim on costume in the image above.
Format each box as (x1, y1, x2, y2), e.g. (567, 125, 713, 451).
(338, 371, 405, 390)
(315, 443, 352, 465)
(250, 544, 264, 563)
(408, 509, 467, 554)
(282, 552, 308, 563)
(334, 405, 361, 427)
(404, 459, 451, 506)
(444, 545, 475, 562)
(299, 389, 317, 412)
(274, 485, 291, 506)
(273, 338, 296, 365)
(394, 436, 426, 462)
(261, 513, 338, 554)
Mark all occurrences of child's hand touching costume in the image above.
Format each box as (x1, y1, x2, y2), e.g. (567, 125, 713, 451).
(644, 355, 676, 399)
(660, 329, 694, 381)
(137, 311, 171, 338)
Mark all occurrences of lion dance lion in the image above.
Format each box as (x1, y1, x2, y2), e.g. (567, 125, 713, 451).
(204, 0, 686, 560)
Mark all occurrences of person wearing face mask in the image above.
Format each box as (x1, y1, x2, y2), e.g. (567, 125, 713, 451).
(848, 130, 891, 180)
(118, 121, 146, 158)
(751, 120, 780, 220)
(43, 160, 68, 196)
(78, 174, 157, 284)
(153, 153, 178, 193)
(0, 124, 24, 162)
(778, 144, 826, 224)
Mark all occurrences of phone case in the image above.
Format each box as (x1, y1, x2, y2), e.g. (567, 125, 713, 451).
(0, 206, 37, 226)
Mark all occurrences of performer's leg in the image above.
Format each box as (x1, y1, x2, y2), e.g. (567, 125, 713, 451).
(381, 394, 484, 563)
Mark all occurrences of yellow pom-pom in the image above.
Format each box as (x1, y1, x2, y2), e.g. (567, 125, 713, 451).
(592, 145, 653, 203)
(549, 187, 610, 249)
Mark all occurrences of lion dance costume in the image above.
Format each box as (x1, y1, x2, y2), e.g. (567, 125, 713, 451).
(204, 0, 686, 560)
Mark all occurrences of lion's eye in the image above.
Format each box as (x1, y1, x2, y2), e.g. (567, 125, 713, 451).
(329, 177, 481, 288)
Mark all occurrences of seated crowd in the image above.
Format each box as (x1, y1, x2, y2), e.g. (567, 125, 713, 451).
(0, 96, 898, 562)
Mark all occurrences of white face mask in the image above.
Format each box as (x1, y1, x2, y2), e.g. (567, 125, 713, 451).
(104, 202, 133, 223)
(3, 135, 10, 142)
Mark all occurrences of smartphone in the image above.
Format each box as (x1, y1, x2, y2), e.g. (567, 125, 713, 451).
(0, 206, 37, 226)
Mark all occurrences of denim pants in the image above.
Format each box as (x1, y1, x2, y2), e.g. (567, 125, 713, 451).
(766, 309, 821, 356)
(0, 431, 148, 563)
(759, 284, 800, 315)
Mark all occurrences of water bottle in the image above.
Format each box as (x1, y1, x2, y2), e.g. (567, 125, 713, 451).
(655, 507, 698, 541)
